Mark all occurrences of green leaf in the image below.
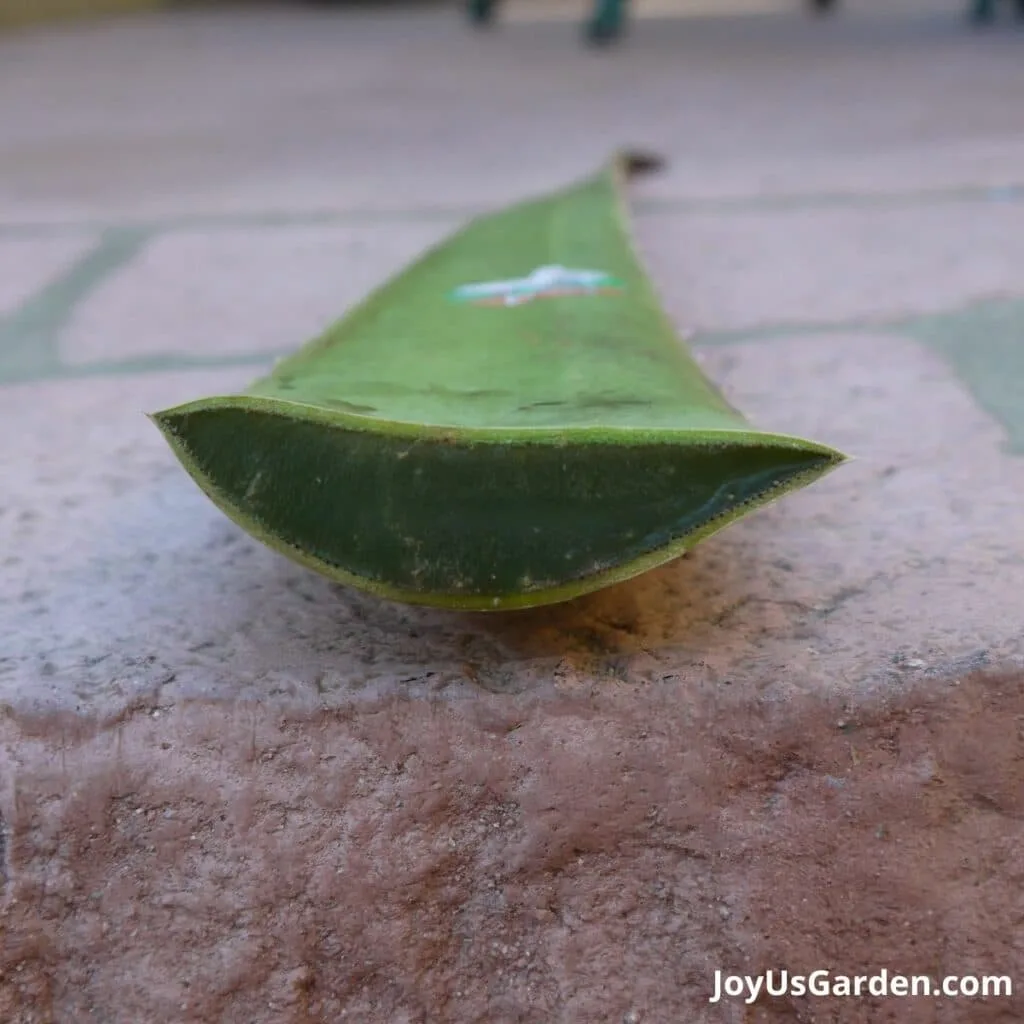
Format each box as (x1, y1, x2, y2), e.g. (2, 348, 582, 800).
(152, 152, 846, 610)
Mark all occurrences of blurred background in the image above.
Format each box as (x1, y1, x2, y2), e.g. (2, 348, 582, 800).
(2, 0, 1023, 232)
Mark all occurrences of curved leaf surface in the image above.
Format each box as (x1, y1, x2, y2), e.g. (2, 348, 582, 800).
(152, 153, 846, 610)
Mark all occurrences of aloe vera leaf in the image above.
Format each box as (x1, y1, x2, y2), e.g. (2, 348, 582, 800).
(152, 152, 846, 611)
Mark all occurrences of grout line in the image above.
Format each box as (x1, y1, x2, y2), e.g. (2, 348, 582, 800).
(0, 226, 154, 384)
(0, 183, 1022, 239)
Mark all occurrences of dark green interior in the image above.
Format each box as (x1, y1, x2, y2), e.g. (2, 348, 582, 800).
(159, 407, 835, 599)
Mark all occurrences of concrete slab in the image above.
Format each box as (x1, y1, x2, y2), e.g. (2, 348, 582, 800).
(61, 222, 455, 364)
(1, 2, 1023, 1020)
(637, 201, 1024, 331)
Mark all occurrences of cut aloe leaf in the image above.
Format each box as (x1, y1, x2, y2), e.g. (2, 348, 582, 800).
(152, 152, 845, 611)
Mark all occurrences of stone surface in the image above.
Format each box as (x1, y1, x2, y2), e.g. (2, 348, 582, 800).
(0, 234, 98, 315)
(62, 222, 455, 364)
(638, 201, 1024, 331)
(1, 0, 1023, 1020)
(2, 671, 1023, 1022)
